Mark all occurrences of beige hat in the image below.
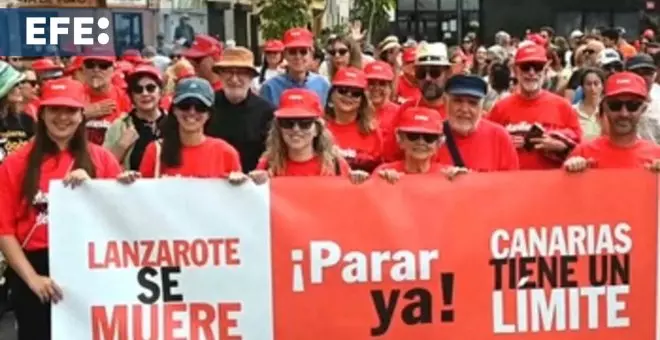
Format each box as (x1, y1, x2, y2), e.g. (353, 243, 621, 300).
(213, 47, 258, 77)
(378, 35, 401, 53)
(415, 42, 451, 66)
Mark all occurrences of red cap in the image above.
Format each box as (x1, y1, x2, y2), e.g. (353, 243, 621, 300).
(363, 61, 394, 81)
(283, 28, 314, 48)
(264, 39, 285, 52)
(514, 44, 547, 64)
(82, 45, 117, 63)
(175, 66, 195, 80)
(127, 64, 163, 85)
(604, 72, 648, 99)
(397, 107, 443, 134)
(65, 56, 83, 75)
(31, 58, 62, 72)
(402, 47, 416, 63)
(39, 78, 86, 109)
(332, 67, 367, 89)
(183, 35, 222, 59)
(275, 88, 323, 118)
(115, 60, 134, 74)
(527, 33, 547, 46)
(644, 29, 655, 39)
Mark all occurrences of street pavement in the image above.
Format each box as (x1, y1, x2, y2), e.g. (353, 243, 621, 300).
(0, 312, 17, 340)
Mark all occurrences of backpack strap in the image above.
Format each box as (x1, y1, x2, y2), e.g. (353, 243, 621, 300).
(443, 121, 466, 168)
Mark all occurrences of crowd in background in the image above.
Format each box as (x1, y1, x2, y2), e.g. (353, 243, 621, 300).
(0, 21, 659, 339)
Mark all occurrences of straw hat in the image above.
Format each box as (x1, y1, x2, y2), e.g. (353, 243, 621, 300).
(213, 47, 258, 77)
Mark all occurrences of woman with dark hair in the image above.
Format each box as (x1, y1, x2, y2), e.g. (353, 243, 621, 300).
(324, 67, 383, 172)
(483, 62, 512, 111)
(320, 34, 363, 81)
(252, 40, 284, 93)
(137, 77, 243, 179)
(0, 78, 122, 340)
(573, 68, 605, 141)
(104, 64, 166, 170)
(0, 61, 35, 164)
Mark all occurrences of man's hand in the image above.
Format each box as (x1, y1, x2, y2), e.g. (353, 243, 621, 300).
(530, 135, 569, 152)
(85, 100, 116, 119)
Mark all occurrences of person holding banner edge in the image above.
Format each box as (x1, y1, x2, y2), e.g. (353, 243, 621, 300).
(564, 71, 660, 172)
(0, 77, 123, 340)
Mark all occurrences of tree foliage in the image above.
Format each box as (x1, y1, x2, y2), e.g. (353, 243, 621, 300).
(349, 0, 396, 44)
(257, 0, 312, 40)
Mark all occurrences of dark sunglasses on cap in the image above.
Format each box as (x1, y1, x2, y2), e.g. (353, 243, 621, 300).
(606, 99, 644, 112)
(335, 86, 363, 98)
(278, 118, 315, 130)
(175, 99, 210, 113)
(83, 60, 113, 70)
(415, 67, 445, 80)
(518, 62, 545, 73)
(286, 48, 309, 56)
(131, 83, 159, 94)
(404, 132, 442, 143)
(328, 48, 349, 56)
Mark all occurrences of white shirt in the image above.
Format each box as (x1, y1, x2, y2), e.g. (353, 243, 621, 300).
(251, 67, 282, 93)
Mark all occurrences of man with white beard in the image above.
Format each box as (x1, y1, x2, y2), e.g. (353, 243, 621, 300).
(489, 43, 582, 170)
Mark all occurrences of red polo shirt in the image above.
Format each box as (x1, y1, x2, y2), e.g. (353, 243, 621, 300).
(570, 136, 660, 168)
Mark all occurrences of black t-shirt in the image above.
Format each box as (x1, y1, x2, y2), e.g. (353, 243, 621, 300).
(0, 112, 35, 163)
(128, 110, 165, 171)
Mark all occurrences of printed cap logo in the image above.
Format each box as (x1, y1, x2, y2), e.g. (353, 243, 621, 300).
(291, 31, 301, 37)
(345, 72, 357, 78)
(288, 94, 303, 101)
(190, 83, 198, 88)
(51, 84, 67, 90)
(616, 78, 632, 85)
(414, 115, 429, 121)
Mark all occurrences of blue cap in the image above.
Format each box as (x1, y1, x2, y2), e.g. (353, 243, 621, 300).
(173, 77, 215, 107)
(445, 75, 488, 99)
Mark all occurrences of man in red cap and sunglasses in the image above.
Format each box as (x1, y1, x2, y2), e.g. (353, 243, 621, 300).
(565, 72, 660, 172)
(183, 35, 224, 91)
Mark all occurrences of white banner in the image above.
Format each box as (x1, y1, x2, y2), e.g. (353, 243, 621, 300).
(49, 179, 272, 340)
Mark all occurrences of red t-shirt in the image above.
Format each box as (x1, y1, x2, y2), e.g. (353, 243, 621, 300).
(160, 94, 172, 111)
(374, 160, 448, 174)
(488, 90, 582, 170)
(24, 100, 39, 120)
(436, 120, 520, 171)
(395, 75, 420, 104)
(139, 137, 241, 178)
(0, 142, 122, 251)
(376, 101, 400, 136)
(85, 84, 132, 145)
(325, 119, 383, 172)
(211, 80, 223, 92)
(382, 98, 447, 162)
(255, 155, 351, 176)
(570, 136, 660, 169)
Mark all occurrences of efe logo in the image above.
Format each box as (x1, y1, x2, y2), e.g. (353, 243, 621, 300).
(25, 16, 110, 46)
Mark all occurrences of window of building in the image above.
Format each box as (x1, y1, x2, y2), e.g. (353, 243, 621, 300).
(584, 12, 611, 32)
(113, 12, 143, 55)
(614, 12, 640, 37)
(555, 11, 641, 39)
(555, 12, 582, 37)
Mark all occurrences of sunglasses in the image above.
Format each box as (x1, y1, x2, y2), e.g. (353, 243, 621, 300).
(604, 64, 623, 73)
(606, 100, 644, 112)
(170, 54, 182, 60)
(175, 100, 210, 113)
(83, 60, 113, 70)
(584, 49, 596, 55)
(404, 132, 441, 143)
(336, 87, 363, 98)
(518, 63, 545, 73)
(286, 48, 309, 56)
(368, 80, 389, 87)
(20, 79, 38, 87)
(131, 83, 158, 94)
(415, 67, 445, 80)
(328, 48, 349, 56)
(278, 118, 315, 130)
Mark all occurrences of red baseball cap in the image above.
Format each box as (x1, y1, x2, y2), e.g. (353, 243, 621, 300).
(332, 67, 367, 89)
(527, 33, 548, 46)
(175, 66, 195, 80)
(402, 47, 416, 64)
(183, 35, 222, 59)
(264, 40, 285, 53)
(514, 44, 547, 64)
(275, 88, 323, 118)
(127, 64, 163, 85)
(363, 61, 394, 81)
(115, 60, 134, 74)
(39, 78, 87, 109)
(397, 107, 443, 134)
(82, 45, 117, 63)
(283, 28, 314, 49)
(604, 72, 648, 99)
(64, 56, 83, 75)
(31, 58, 62, 72)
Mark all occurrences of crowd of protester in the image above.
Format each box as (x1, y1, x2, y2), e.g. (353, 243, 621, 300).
(0, 22, 659, 339)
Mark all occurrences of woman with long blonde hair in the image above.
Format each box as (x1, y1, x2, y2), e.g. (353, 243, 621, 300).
(249, 88, 353, 181)
(324, 67, 383, 172)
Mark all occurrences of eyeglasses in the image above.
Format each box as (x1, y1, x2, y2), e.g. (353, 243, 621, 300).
(83, 60, 113, 70)
(603, 64, 623, 73)
(415, 67, 445, 80)
(328, 48, 349, 56)
(278, 118, 315, 130)
(368, 80, 390, 87)
(606, 99, 644, 112)
(175, 100, 210, 113)
(20, 79, 38, 87)
(518, 63, 545, 73)
(404, 132, 442, 143)
(131, 83, 158, 94)
(286, 48, 309, 56)
(335, 87, 363, 98)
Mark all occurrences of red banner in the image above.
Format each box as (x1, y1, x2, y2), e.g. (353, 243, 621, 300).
(270, 170, 659, 339)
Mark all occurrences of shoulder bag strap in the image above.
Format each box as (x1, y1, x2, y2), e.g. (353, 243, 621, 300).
(443, 121, 466, 168)
(154, 140, 162, 179)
